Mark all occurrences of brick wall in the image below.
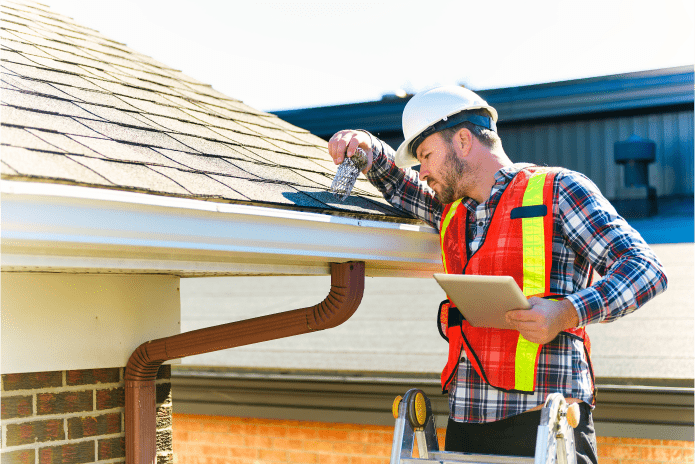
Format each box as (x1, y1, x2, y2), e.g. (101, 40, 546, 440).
(172, 414, 694, 464)
(172, 414, 441, 464)
(1, 366, 172, 464)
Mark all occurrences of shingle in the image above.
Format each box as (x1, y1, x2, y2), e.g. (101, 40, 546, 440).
(235, 121, 314, 146)
(229, 158, 321, 188)
(147, 165, 248, 199)
(149, 147, 260, 179)
(1, 124, 62, 151)
(205, 126, 283, 152)
(24, 128, 103, 157)
(71, 101, 156, 128)
(259, 115, 311, 134)
(68, 135, 186, 167)
(159, 93, 210, 113)
(287, 169, 334, 190)
(1, 72, 70, 98)
(1, 105, 102, 136)
(221, 144, 272, 164)
(74, 118, 195, 151)
(298, 186, 407, 217)
(71, 155, 190, 194)
(116, 95, 191, 120)
(1, 61, 105, 91)
(175, 107, 259, 135)
(209, 174, 327, 208)
(0, 145, 112, 185)
(1, 35, 59, 59)
(50, 84, 141, 110)
(7, 50, 92, 77)
(1, 159, 19, 174)
(1, 46, 48, 67)
(2, 88, 101, 119)
(102, 70, 174, 95)
(141, 114, 222, 138)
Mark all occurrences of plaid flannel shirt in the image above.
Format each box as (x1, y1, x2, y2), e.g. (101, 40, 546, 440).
(364, 134, 668, 423)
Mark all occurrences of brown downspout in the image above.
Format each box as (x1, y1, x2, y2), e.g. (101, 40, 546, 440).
(125, 261, 365, 464)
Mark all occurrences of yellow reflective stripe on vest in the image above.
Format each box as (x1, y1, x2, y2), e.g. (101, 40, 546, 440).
(440, 199, 462, 274)
(521, 172, 548, 297)
(515, 335, 539, 391)
(515, 171, 548, 391)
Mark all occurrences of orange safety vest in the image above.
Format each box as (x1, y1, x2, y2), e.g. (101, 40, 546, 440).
(437, 167, 594, 394)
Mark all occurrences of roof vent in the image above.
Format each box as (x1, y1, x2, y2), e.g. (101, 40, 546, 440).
(613, 134, 658, 218)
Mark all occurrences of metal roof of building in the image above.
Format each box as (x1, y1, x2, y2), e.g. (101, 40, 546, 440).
(274, 66, 694, 138)
(0, 0, 410, 221)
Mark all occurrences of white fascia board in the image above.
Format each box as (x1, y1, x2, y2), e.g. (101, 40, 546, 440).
(1, 181, 442, 277)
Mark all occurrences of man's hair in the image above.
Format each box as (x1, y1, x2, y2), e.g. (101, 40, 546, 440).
(438, 108, 501, 150)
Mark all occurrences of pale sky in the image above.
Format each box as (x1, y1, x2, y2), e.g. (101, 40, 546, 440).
(43, 0, 694, 112)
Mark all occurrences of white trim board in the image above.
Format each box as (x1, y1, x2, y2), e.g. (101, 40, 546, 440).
(1, 181, 442, 278)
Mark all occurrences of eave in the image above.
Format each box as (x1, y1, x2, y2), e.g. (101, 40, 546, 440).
(1, 180, 441, 278)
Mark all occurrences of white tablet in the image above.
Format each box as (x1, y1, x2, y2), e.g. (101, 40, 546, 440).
(433, 274, 531, 329)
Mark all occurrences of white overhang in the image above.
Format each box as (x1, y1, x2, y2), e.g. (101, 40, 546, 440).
(1, 181, 442, 278)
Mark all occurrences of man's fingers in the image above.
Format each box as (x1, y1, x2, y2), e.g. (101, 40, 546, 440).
(346, 137, 360, 158)
(506, 309, 538, 321)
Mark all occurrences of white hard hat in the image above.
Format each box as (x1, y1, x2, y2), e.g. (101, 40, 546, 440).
(394, 86, 498, 167)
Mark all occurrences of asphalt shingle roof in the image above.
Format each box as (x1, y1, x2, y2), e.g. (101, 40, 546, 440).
(0, 1, 411, 220)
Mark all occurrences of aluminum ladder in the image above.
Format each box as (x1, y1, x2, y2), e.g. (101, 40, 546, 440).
(389, 390, 580, 464)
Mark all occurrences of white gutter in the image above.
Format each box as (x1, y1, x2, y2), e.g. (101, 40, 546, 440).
(1, 181, 441, 278)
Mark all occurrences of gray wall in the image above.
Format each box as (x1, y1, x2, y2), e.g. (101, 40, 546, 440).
(500, 110, 694, 199)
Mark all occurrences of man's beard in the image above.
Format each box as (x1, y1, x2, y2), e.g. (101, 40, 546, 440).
(436, 146, 468, 204)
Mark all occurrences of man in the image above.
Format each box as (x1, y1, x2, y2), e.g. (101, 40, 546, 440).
(327, 86, 667, 463)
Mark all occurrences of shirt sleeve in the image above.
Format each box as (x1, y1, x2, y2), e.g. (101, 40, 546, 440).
(362, 131, 444, 230)
(559, 171, 668, 326)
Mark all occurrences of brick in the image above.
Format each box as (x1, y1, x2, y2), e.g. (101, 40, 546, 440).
(643, 446, 686, 461)
(2, 395, 33, 419)
(3, 371, 62, 391)
(98, 437, 126, 460)
(39, 441, 95, 464)
(319, 429, 349, 441)
(303, 440, 333, 452)
(246, 435, 273, 448)
(37, 390, 92, 415)
(7, 419, 65, 446)
(1, 449, 36, 464)
(156, 382, 172, 405)
(259, 449, 287, 462)
(661, 439, 695, 447)
(363, 445, 390, 457)
(96, 386, 124, 409)
(67, 413, 121, 439)
(256, 424, 288, 438)
(224, 447, 257, 459)
(335, 442, 366, 454)
(318, 453, 351, 464)
(66, 368, 120, 385)
(598, 444, 644, 459)
(273, 438, 305, 450)
(289, 451, 318, 464)
(351, 457, 387, 464)
(290, 427, 319, 440)
(201, 420, 229, 434)
(157, 428, 173, 453)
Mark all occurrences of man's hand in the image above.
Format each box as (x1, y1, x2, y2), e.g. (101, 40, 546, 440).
(505, 298, 580, 344)
(328, 130, 374, 174)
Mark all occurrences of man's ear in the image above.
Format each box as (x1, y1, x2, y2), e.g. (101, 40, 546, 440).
(455, 128, 473, 157)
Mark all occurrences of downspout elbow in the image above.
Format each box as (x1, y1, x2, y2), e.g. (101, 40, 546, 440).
(125, 261, 365, 464)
